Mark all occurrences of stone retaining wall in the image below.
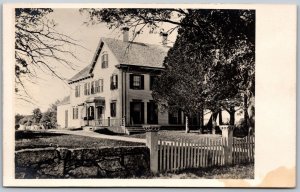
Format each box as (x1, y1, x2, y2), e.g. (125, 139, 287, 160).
(15, 146, 150, 179)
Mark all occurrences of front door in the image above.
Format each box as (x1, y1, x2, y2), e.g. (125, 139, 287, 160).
(96, 106, 103, 125)
(147, 101, 158, 124)
(65, 110, 68, 128)
(130, 102, 144, 125)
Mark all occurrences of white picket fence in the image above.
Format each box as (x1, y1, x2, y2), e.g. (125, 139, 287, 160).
(157, 135, 254, 173)
(233, 136, 255, 164)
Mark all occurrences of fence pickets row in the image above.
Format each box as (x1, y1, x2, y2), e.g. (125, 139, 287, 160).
(158, 137, 226, 172)
(233, 136, 255, 164)
(158, 135, 255, 173)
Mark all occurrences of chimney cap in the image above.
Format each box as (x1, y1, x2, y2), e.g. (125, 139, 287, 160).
(122, 26, 129, 31)
(160, 31, 168, 36)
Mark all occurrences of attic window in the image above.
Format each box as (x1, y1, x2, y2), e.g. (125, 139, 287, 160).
(101, 52, 108, 68)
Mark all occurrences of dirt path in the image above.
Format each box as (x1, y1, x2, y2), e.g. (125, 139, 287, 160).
(47, 129, 146, 143)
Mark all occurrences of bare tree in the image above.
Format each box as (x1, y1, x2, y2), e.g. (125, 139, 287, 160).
(15, 8, 80, 101)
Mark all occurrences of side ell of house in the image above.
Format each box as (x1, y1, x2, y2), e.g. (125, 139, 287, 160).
(57, 33, 186, 131)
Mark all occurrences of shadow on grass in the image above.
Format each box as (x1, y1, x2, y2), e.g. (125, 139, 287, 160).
(15, 130, 66, 140)
(154, 163, 254, 179)
(94, 128, 124, 136)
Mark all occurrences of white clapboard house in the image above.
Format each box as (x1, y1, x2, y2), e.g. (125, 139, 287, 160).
(56, 29, 190, 133)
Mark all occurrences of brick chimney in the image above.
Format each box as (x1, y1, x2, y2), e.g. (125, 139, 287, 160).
(122, 27, 129, 42)
(160, 32, 168, 46)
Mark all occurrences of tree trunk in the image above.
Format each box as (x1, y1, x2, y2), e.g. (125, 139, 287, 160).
(199, 108, 204, 134)
(229, 106, 235, 125)
(219, 110, 223, 125)
(185, 116, 190, 133)
(212, 111, 218, 135)
(244, 94, 249, 129)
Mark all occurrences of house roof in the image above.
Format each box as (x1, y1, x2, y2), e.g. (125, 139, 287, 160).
(68, 64, 93, 82)
(57, 96, 70, 106)
(102, 37, 170, 68)
(68, 37, 170, 84)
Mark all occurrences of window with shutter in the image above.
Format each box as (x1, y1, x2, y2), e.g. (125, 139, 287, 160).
(130, 74, 144, 90)
(100, 79, 103, 92)
(73, 107, 79, 119)
(101, 53, 108, 68)
(84, 83, 87, 95)
(75, 85, 81, 97)
(87, 82, 90, 95)
(111, 74, 118, 90)
(110, 102, 116, 117)
(95, 80, 99, 93)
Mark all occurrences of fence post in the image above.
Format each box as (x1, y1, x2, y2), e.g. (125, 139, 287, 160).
(220, 125, 234, 165)
(185, 116, 190, 133)
(143, 125, 161, 174)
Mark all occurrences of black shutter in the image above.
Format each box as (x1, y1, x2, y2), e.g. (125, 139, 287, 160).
(115, 75, 118, 89)
(110, 103, 113, 117)
(141, 102, 144, 124)
(130, 74, 134, 89)
(140, 75, 144, 90)
(130, 102, 134, 124)
(110, 76, 113, 90)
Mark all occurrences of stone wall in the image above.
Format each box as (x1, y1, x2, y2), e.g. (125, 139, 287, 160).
(15, 146, 150, 179)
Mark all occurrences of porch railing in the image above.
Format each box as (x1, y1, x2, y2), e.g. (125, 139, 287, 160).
(92, 118, 122, 127)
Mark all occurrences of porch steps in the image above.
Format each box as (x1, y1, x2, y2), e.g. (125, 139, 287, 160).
(125, 126, 145, 135)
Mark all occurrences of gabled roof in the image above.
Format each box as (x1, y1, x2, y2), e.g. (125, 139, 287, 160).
(102, 37, 170, 68)
(68, 64, 93, 82)
(68, 37, 170, 84)
(57, 96, 70, 106)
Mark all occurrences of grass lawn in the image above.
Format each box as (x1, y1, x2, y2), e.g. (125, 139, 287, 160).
(125, 130, 222, 143)
(150, 163, 254, 179)
(15, 130, 144, 150)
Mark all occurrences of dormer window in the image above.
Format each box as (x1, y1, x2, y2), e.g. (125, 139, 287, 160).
(101, 52, 108, 68)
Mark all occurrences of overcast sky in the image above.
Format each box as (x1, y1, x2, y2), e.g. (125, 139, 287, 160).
(16, 8, 178, 115)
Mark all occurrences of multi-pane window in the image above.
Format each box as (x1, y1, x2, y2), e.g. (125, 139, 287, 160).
(73, 107, 78, 119)
(133, 76, 141, 87)
(110, 101, 116, 117)
(84, 82, 90, 95)
(130, 74, 144, 90)
(75, 85, 80, 97)
(99, 79, 103, 92)
(110, 74, 118, 90)
(95, 79, 103, 93)
(101, 53, 108, 68)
